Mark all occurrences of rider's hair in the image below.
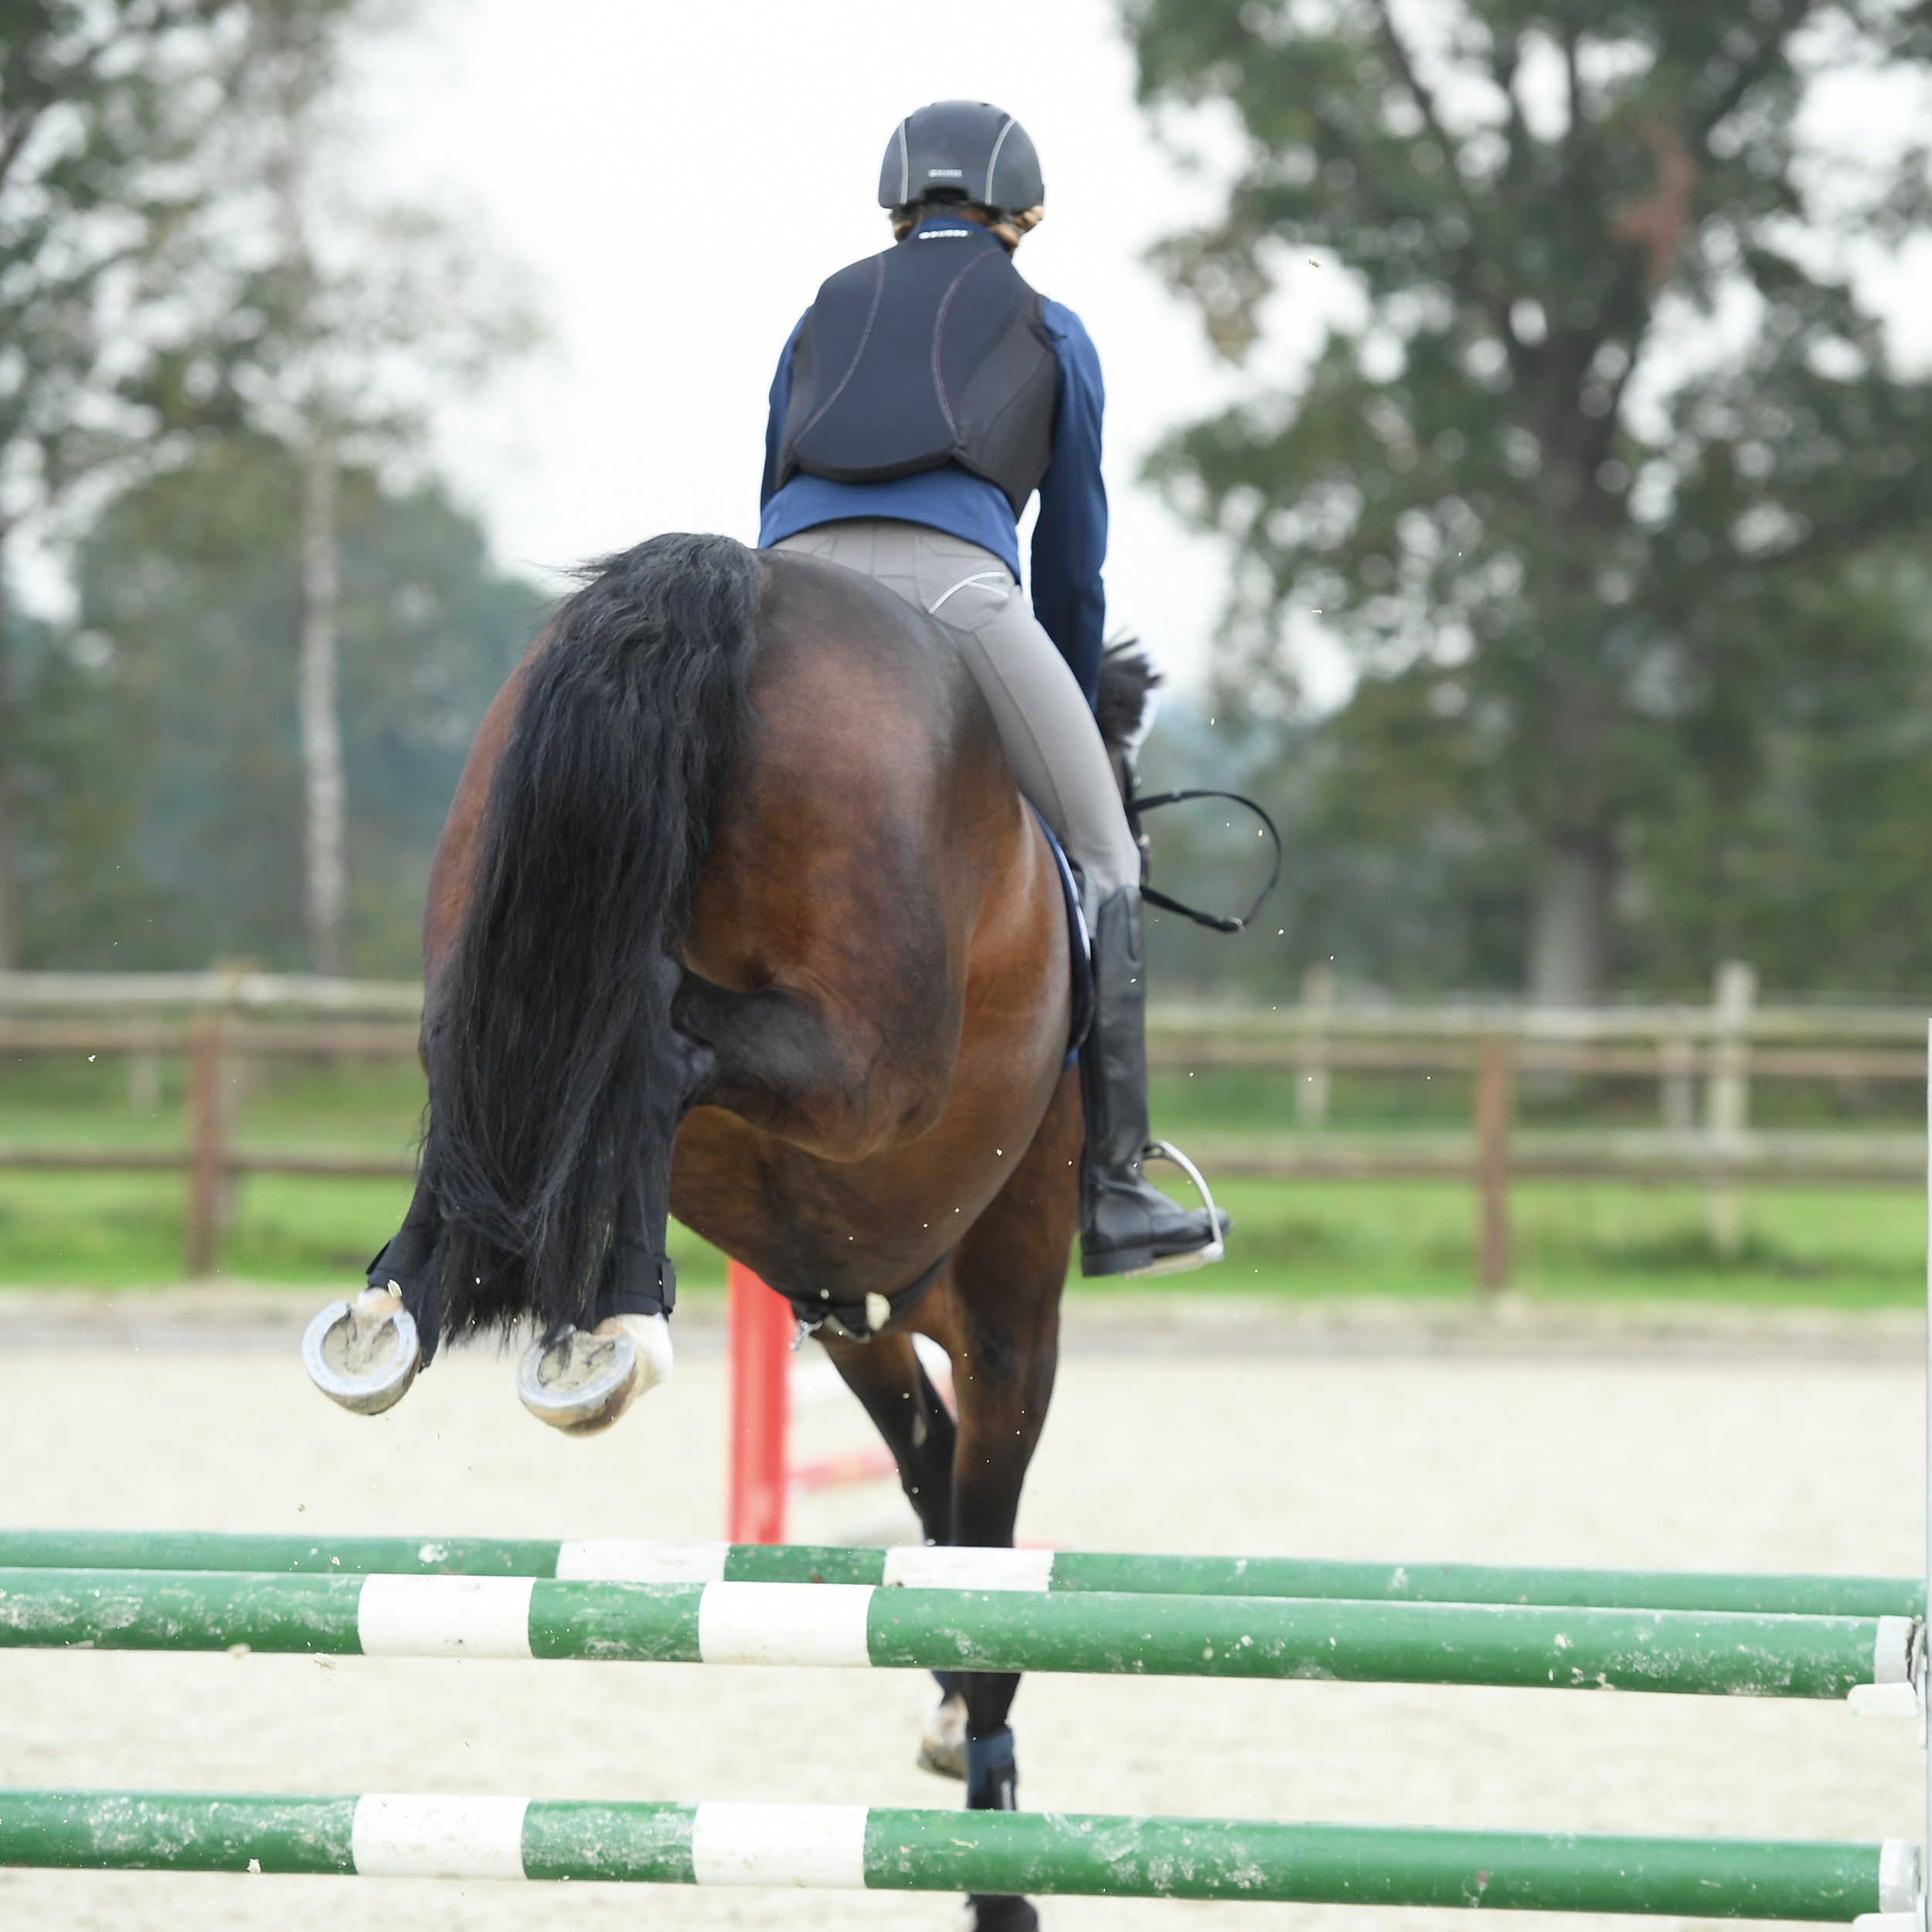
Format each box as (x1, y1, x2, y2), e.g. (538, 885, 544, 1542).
(889, 195, 1044, 249)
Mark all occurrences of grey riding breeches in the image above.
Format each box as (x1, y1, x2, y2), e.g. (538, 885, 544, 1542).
(770, 518, 1141, 901)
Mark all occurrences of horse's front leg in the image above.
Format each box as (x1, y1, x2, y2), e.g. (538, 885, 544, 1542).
(930, 1066, 1079, 1932)
(817, 1330, 964, 1774)
(816, 1331, 957, 1545)
(944, 1270, 1060, 1932)
(947, 1287, 1059, 1774)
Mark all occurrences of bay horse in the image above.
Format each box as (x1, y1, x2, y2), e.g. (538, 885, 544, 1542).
(311, 531, 1138, 1932)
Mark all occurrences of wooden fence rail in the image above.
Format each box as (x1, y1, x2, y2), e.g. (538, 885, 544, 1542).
(0, 968, 1923, 1286)
(0, 1007, 419, 1276)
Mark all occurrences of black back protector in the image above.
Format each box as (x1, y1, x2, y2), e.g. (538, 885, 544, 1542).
(777, 226, 1058, 514)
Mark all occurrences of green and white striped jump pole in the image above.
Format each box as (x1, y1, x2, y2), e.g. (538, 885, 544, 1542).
(0, 1529, 1916, 1617)
(0, 1790, 1914, 1918)
(0, 1569, 1912, 1698)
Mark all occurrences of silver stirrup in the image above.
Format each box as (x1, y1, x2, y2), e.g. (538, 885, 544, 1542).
(1125, 1140, 1226, 1277)
(302, 1290, 420, 1415)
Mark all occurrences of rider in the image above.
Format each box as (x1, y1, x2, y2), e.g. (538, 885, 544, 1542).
(760, 100, 1227, 1278)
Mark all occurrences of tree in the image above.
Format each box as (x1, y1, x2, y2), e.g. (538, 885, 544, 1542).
(1125, 0, 1932, 998)
(23, 432, 548, 972)
(7, 604, 158, 964)
(1611, 550, 1932, 991)
(0, 1, 528, 974)
(0, 0, 359, 967)
(216, 0, 537, 973)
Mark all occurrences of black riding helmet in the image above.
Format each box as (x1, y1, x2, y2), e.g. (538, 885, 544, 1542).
(877, 100, 1044, 215)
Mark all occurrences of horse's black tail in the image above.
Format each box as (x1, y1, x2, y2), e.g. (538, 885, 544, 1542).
(1097, 635, 1161, 757)
(417, 532, 763, 1351)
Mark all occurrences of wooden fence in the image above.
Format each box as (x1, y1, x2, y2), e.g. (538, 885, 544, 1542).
(0, 973, 420, 1276)
(0, 967, 1923, 1286)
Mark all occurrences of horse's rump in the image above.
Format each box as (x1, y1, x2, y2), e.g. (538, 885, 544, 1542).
(670, 550, 1073, 1311)
(413, 536, 1071, 1351)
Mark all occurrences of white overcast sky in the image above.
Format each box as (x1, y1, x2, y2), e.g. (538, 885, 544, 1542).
(347, 0, 1353, 697)
(14, 2, 1910, 706)
(342, 0, 1932, 706)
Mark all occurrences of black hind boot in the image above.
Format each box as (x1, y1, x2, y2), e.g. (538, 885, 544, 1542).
(962, 1727, 1037, 1932)
(1079, 888, 1229, 1277)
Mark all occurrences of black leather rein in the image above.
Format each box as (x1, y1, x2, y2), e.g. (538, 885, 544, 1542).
(1128, 787, 1284, 935)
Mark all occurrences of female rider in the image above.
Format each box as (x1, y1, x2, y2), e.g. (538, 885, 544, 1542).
(760, 98, 1226, 1278)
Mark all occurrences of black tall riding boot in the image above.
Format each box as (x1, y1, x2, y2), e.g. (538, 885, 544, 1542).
(1078, 887, 1230, 1277)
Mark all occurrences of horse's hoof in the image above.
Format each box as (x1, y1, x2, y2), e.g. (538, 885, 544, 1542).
(960, 1896, 1039, 1932)
(516, 1311, 673, 1434)
(303, 1287, 420, 1415)
(917, 1690, 968, 1779)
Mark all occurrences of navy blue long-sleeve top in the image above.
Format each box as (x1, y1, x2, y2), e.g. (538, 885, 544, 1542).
(757, 223, 1109, 706)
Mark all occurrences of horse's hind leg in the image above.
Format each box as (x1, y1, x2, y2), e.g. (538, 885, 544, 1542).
(929, 1066, 1080, 1932)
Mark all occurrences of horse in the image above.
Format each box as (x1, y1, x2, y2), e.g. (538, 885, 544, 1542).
(305, 531, 1158, 1932)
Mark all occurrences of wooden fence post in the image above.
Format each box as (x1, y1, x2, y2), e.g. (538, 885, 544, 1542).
(128, 1009, 162, 1114)
(184, 1015, 226, 1278)
(1475, 1034, 1514, 1292)
(1705, 960, 1756, 1258)
(1297, 966, 1333, 1128)
(1658, 1007, 1695, 1131)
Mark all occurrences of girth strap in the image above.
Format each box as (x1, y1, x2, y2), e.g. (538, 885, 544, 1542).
(781, 1250, 951, 1345)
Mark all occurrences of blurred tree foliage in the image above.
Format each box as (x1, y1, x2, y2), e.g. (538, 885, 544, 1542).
(216, 0, 539, 973)
(1138, 553, 1932, 998)
(1124, 0, 1932, 998)
(12, 434, 547, 972)
(0, 0, 364, 966)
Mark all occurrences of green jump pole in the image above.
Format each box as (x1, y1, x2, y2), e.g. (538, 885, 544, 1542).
(0, 1569, 1903, 1698)
(0, 1529, 1915, 1618)
(0, 1789, 1909, 1919)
